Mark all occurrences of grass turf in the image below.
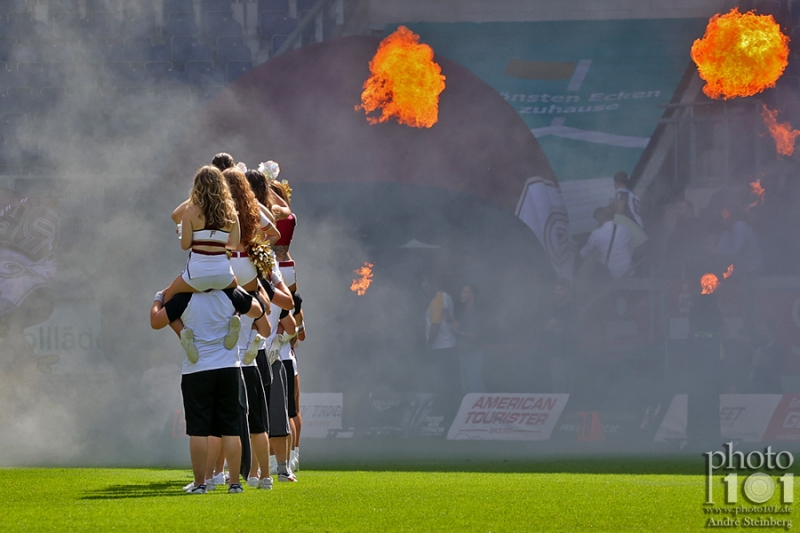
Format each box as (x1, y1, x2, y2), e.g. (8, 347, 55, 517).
(0, 466, 793, 532)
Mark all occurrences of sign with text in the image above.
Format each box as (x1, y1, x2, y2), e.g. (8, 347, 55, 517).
(299, 393, 343, 438)
(447, 393, 568, 441)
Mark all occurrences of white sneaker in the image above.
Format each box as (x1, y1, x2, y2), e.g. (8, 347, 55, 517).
(246, 476, 260, 488)
(244, 334, 264, 365)
(180, 328, 199, 364)
(269, 456, 278, 476)
(182, 481, 196, 492)
(213, 471, 226, 486)
(223, 315, 241, 350)
(258, 476, 274, 490)
(186, 483, 207, 494)
(204, 478, 216, 491)
(278, 471, 297, 483)
(228, 483, 244, 493)
(290, 449, 300, 472)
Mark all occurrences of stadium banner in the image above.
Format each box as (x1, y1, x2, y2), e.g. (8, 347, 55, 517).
(762, 395, 800, 441)
(300, 393, 343, 438)
(23, 302, 104, 373)
(354, 393, 454, 438)
(555, 397, 671, 443)
(654, 394, 783, 442)
(447, 393, 568, 441)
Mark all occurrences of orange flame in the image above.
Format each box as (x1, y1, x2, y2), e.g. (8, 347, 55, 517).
(701, 264, 734, 294)
(746, 179, 766, 209)
(701, 273, 720, 295)
(357, 26, 446, 128)
(691, 8, 789, 99)
(350, 262, 374, 296)
(723, 264, 734, 279)
(760, 104, 800, 156)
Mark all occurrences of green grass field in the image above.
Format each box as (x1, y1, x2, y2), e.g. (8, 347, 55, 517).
(1, 460, 795, 532)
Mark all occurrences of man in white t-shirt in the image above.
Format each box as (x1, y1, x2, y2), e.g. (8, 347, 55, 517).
(150, 287, 264, 494)
(581, 207, 633, 280)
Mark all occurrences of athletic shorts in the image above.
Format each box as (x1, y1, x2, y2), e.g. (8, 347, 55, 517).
(279, 261, 296, 287)
(181, 367, 242, 437)
(181, 252, 235, 291)
(263, 359, 290, 437)
(282, 359, 298, 418)
(242, 365, 269, 434)
(230, 255, 258, 286)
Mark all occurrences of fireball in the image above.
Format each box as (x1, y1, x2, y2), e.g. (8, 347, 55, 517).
(700, 273, 720, 295)
(357, 26, 446, 128)
(691, 8, 789, 99)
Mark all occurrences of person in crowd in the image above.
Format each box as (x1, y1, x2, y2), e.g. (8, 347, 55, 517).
(611, 171, 644, 229)
(715, 207, 762, 276)
(542, 278, 579, 393)
(424, 273, 459, 409)
(149, 286, 265, 494)
(580, 207, 633, 280)
(452, 284, 485, 394)
(748, 319, 785, 393)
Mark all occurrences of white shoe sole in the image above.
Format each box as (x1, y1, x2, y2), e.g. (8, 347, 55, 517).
(180, 328, 199, 364)
(243, 334, 263, 365)
(224, 315, 241, 350)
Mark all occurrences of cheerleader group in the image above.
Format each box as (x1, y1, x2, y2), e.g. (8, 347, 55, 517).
(149, 152, 305, 494)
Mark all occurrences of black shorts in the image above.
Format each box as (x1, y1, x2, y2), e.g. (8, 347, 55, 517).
(282, 359, 298, 418)
(255, 348, 273, 388)
(181, 367, 242, 437)
(242, 365, 269, 435)
(263, 359, 290, 437)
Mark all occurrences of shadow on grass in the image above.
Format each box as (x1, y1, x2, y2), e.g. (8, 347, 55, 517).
(81, 481, 187, 500)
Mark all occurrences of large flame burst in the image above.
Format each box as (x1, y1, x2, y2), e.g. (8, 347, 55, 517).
(691, 8, 789, 99)
(350, 262, 374, 296)
(357, 26, 446, 128)
(760, 104, 800, 156)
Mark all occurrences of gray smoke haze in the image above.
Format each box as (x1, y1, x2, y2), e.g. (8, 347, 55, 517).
(4, 2, 776, 468)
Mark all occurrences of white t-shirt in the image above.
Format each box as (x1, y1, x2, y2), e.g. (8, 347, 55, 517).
(581, 221, 633, 279)
(426, 291, 457, 350)
(164, 289, 253, 374)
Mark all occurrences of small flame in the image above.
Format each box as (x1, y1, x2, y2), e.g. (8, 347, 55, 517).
(691, 8, 789, 99)
(356, 26, 446, 128)
(723, 264, 734, 279)
(746, 179, 766, 209)
(701, 273, 720, 295)
(350, 262, 374, 296)
(760, 104, 800, 156)
(701, 264, 734, 294)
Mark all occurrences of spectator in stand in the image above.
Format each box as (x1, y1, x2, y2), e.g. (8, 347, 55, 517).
(424, 273, 459, 409)
(715, 207, 762, 276)
(452, 284, 485, 395)
(542, 278, 578, 393)
(580, 207, 633, 280)
(611, 171, 644, 228)
(748, 320, 785, 394)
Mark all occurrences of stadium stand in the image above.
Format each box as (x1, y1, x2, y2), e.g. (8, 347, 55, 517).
(0, 0, 347, 176)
